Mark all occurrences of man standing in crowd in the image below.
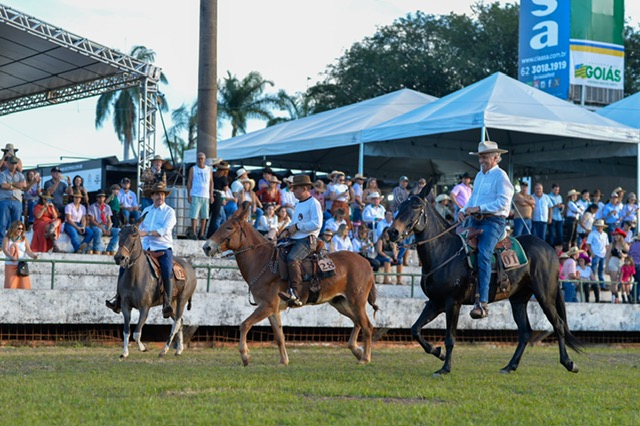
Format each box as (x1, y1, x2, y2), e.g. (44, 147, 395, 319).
(43, 166, 68, 216)
(450, 172, 473, 214)
(547, 183, 564, 247)
(513, 180, 535, 237)
(531, 183, 553, 242)
(390, 176, 410, 213)
(187, 152, 213, 240)
(0, 156, 25, 239)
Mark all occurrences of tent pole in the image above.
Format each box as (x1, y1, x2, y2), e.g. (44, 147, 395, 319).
(358, 142, 364, 175)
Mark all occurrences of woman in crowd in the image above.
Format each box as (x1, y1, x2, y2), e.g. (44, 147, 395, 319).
(31, 190, 62, 253)
(66, 174, 89, 207)
(23, 169, 41, 229)
(233, 178, 261, 221)
(351, 226, 380, 272)
(332, 223, 353, 252)
(310, 180, 326, 212)
(255, 176, 282, 207)
(577, 253, 597, 303)
(255, 203, 278, 240)
(64, 189, 95, 254)
(362, 177, 382, 205)
(605, 227, 629, 303)
(375, 227, 398, 285)
(319, 228, 334, 254)
(275, 205, 290, 235)
(3, 220, 38, 289)
(577, 203, 598, 249)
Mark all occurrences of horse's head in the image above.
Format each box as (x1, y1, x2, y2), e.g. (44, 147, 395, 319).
(114, 214, 146, 267)
(388, 180, 433, 243)
(202, 201, 252, 257)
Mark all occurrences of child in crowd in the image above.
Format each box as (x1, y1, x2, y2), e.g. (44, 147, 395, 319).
(620, 256, 636, 304)
(577, 254, 597, 303)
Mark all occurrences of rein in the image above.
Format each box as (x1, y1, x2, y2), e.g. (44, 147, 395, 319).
(407, 220, 461, 248)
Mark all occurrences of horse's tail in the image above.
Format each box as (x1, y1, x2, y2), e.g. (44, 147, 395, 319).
(368, 283, 380, 320)
(555, 288, 583, 353)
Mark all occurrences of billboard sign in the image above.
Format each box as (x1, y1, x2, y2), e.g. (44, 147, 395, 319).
(518, 0, 571, 99)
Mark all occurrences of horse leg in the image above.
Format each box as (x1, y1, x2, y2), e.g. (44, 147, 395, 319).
(536, 294, 579, 373)
(434, 300, 461, 376)
(239, 304, 275, 366)
(502, 297, 533, 373)
(133, 307, 150, 353)
(411, 301, 445, 361)
(120, 306, 132, 359)
(160, 317, 183, 357)
(329, 298, 370, 363)
(175, 327, 184, 356)
(267, 312, 289, 366)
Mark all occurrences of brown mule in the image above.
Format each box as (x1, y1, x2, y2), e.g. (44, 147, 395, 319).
(203, 201, 379, 366)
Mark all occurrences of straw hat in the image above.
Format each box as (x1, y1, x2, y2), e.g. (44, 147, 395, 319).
(367, 191, 381, 200)
(1, 143, 17, 152)
(313, 180, 326, 192)
(565, 246, 584, 257)
(150, 155, 163, 162)
(469, 140, 508, 155)
(39, 190, 53, 200)
(353, 173, 366, 181)
(322, 229, 334, 236)
(239, 178, 255, 191)
(593, 219, 606, 228)
(435, 194, 451, 202)
(143, 182, 171, 198)
(268, 176, 281, 184)
(567, 189, 579, 197)
(235, 167, 248, 177)
(329, 170, 345, 179)
(71, 189, 83, 198)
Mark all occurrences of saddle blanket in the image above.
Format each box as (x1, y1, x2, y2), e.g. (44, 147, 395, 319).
(459, 234, 528, 272)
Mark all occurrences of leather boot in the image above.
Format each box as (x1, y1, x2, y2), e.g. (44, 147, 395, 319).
(470, 296, 489, 319)
(162, 278, 174, 318)
(278, 260, 303, 307)
(105, 294, 121, 314)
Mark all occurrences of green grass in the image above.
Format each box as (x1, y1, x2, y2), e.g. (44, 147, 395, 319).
(0, 343, 638, 425)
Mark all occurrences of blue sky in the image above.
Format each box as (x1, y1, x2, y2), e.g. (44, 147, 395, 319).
(1, 0, 639, 169)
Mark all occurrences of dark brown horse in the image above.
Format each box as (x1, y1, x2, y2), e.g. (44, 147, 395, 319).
(114, 216, 197, 359)
(202, 202, 379, 366)
(388, 182, 581, 376)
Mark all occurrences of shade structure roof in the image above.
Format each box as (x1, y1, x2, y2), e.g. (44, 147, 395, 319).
(596, 91, 640, 129)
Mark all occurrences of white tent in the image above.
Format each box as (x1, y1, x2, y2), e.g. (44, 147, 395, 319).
(184, 88, 437, 178)
(597, 92, 640, 128)
(361, 72, 639, 178)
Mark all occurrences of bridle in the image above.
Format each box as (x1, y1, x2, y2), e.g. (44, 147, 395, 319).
(117, 225, 142, 267)
(399, 196, 460, 248)
(218, 221, 275, 257)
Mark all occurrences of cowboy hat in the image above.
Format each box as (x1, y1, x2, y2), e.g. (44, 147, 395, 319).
(235, 167, 248, 177)
(399, 176, 409, 182)
(289, 175, 313, 188)
(95, 189, 107, 197)
(329, 170, 345, 179)
(71, 189, 84, 198)
(567, 189, 579, 197)
(268, 176, 281, 184)
(353, 173, 366, 180)
(610, 191, 619, 198)
(150, 155, 163, 162)
(627, 192, 637, 200)
(39, 190, 53, 200)
(593, 219, 606, 228)
(143, 182, 172, 198)
(367, 191, 381, 200)
(239, 178, 256, 191)
(469, 140, 508, 155)
(612, 228, 627, 238)
(559, 252, 570, 259)
(313, 180, 327, 191)
(214, 161, 230, 170)
(613, 186, 624, 193)
(1, 143, 17, 152)
(435, 194, 451, 202)
(322, 228, 334, 236)
(565, 246, 584, 257)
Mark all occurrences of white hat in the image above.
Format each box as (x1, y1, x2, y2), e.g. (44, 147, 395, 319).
(367, 191, 381, 200)
(567, 189, 579, 197)
(470, 140, 508, 155)
(236, 168, 248, 177)
(435, 194, 450, 202)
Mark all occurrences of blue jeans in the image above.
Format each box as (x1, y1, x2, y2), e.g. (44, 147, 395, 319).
(90, 226, 120, 252)
(0, 199, 22, 240)
(224, 201, 238, 217)
(513, 218, 531, 237)
(591, 255, 605, 284)
(470, 215, 506, 303)
(531, 221, 547, 241)
(25, 199, 38, 224)
(64, 222, 95, 252)
(548, 219, 564, 246)
(155, 248, 174, 281)
(121, 209, 141, 224)
(562, 281, 577, 302)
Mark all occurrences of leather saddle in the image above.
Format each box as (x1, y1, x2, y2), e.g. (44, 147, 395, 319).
(145, 251, 187, 282)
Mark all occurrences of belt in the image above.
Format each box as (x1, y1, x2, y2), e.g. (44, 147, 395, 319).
(475, 212, 506, 219)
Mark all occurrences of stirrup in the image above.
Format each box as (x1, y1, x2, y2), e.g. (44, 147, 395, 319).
(278, 290, 303, 307)
(105, 298, 121, 314)
(162, 304, 174, 318)
(470, 301, 488, 319)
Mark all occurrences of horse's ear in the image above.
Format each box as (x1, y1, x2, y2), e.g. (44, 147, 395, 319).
(419, 178, 435, 200)
(238, 201, 252, 221)
(135, 212, 147, 226)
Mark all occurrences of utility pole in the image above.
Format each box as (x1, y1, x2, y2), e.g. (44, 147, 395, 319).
(197, 0, 217, 160)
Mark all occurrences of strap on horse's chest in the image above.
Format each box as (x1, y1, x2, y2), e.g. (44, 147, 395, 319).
(145, 251, 187, 281)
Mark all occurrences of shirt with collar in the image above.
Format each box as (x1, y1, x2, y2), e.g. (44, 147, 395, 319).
(548, 192, 564, 221)
(463, 165, 514, 217)
(118, 189, 139, 209)
(0, 169, 25, 201)
(140, 202, 176, 250)
(532, 193, 553, 222)
(290, 196, 322, 239)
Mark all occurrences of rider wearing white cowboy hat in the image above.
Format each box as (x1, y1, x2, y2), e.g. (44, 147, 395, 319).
(458, 140, 514, 319)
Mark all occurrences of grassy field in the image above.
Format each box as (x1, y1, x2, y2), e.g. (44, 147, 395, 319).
(0, 343, 638, 425)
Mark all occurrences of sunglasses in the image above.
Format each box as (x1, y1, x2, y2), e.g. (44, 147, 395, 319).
(17, 227, 24, 230)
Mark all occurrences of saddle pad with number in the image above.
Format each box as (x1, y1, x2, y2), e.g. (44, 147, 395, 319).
(460, 235, 528, 272)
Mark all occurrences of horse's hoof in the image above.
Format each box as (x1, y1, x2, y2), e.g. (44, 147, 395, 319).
(357, 359, 370, 366)
(158, 351, 166, 358)
(500, 368, 513, 374)
(241, 355, 252, 366)
(354, 347, 364, 361)
(175, 352, 182, 357)
(568, 362, 579, 373)
(119, 354, 128, 360)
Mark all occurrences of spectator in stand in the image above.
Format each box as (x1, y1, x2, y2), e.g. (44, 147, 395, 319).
(351, 173, 366, 222)
(362, 177, 382, 206)
(586, 219, 609, 291)
(547, 183, 564, 247)
(275, 205, 290, 235)
(531, 183, 553, 242)
(326, 171, 351, 224)
(351, 226, 379, 272)
(31, 190, 62, 253)
(320, 228, 334, 254)
(280, 176, 298, 219)
(0, 156, 25, 240)
(230, 167, 249, 195)
(628, 235, 640, 303)
(576, 189, 591, 212)
(235, 178, 261, 219)
(208, 160, 230, 236)
(513, 180, 535, 237)
(43, 166, 68, 216)
(621, 192, 638, 230)
(64, 189, 95, 254)
(362, 191, 386, 230)
(411, 177, 427, 195)
(257, 166, 275, 191)
(2, 220, 38, 289)
(117, 177, 141, 224)
(106, 184, 121, 228)
(256, 176, 282, 207)
(390, 176, 410, 213)
(222, 180, 237, 218)
(592, 189, 605, 221)
(577, 204, 598, 249)
(23, 170, 41, 229)
(435, 194, 454, 222)
(620, 256, 636, 304)
(140, 155, 165, 210)
(605, 227, 629, 303)
(450, 172, 473, 214)
(564, 189, 583, 251)
(255, 203, 278, 240)
(88, 189, 119, 255)
(0, 144, 23, 172)
(187, 152, 213, 240)
(324, 208, 349, 235)
(375, 210, 395, 243)
(310, 180, 326, 213)
(66, 175, 89, 208)
(577, 252, 597, 303)
(622, 220, 635, 245)
(561, 246, 582, 303)
(332, 223, 353, 252)
(602, 191, 623, 241)
(375, 226, 399, 285)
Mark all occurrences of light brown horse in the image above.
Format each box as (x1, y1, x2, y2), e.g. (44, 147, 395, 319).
(202, 202, 379, 366)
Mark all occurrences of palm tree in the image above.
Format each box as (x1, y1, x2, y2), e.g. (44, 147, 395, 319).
(95, 45, 168, 160)
(165, 100, 198, 161)
(267, 90, 315, 126)
(217, 71, 280, 137)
